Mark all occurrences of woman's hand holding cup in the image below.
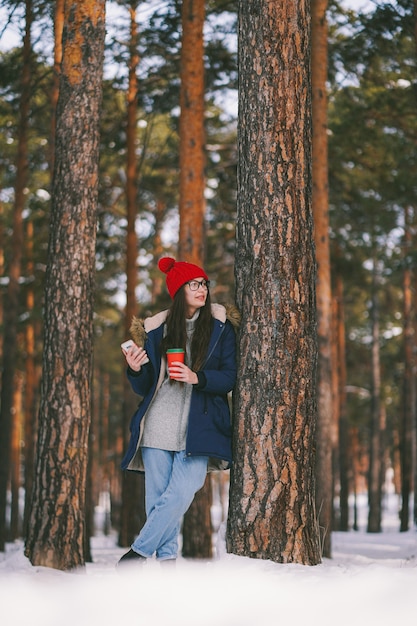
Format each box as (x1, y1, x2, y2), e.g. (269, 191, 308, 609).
(166, 349, 197, 384)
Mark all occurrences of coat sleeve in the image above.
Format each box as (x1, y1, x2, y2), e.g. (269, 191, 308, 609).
(196, 321, 237, 395)
(127, 362, 154, 397)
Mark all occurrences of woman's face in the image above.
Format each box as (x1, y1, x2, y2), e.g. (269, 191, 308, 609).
(184, 277, 209, 317)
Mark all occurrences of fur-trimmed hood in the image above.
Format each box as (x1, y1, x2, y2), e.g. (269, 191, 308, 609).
(129, 303, 240, 347)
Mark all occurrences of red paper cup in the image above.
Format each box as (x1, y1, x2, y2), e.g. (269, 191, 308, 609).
(166, 349, 185, 379)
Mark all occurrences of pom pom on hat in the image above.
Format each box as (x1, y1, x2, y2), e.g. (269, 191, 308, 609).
(158, 257, 176, 274)
(158, 257, 209, 299)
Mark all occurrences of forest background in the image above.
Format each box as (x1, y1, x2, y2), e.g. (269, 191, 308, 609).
(0, 0, 417, 567)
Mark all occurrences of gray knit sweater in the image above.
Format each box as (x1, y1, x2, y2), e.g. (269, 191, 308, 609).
(140, 311, 198, 451)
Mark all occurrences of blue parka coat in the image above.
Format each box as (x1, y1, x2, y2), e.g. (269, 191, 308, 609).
(121, 303, 239, 472)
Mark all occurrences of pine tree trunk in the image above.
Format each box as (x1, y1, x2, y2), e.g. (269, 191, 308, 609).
(400, 206, 414, 531)
(24, 0, 105, 570)
(125, 1, 140, 320)
(351, 427, 360, 531)
(0, 0, 32, 551)
(335, 274, 349, 531)
(227, 0, 321, 565)
(100, 371, 112, 535)
(10, 372, 23, 540)
(311, 0, 332, 558)
(151, 200, 166, 304)
(23, 218, 38, 538)
(182, 475, 213, 558)
(178, 0, 206, 264)
(330, 293, 339, 530)
(179, 0, 213, 558)
(84, 423, 94, 563)
(119, 1, 146, 547)
(367, 262, 383, 533)
(50, 0, 64, 173)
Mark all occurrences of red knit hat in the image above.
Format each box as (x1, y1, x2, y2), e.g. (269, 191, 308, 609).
(158, 257, 209, 299)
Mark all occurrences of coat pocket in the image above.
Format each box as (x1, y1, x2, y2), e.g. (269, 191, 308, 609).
(212, 396, 232, 437)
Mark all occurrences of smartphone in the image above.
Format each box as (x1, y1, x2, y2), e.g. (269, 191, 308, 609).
(121, 340, 150, 364)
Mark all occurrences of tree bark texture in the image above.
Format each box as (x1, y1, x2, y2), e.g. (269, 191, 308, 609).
(25, 0, 105, 570)
(178, 0, 206, 264)
(311, 0, 333, 558)
(227, 0, 321, 565)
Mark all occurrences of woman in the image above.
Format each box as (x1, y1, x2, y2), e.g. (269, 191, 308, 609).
(118, 257, 239, 566)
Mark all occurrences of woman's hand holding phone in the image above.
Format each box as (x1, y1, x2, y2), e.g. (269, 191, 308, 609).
(121, 340, 149, 372)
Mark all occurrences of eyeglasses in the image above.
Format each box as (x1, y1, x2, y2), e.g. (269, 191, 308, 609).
(187, 279, 210, 291)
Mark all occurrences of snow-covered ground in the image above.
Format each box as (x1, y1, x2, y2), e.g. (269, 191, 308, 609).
(1, 492, 416, 626)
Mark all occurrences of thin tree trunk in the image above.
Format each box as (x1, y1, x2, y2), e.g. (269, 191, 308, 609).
(367, 260, 384, 533)
(330, 291, 339, 530)
(407, 205, 417, 528)
(335, 274, 349, 531)
(10, 372, 23, 540)
(151, 200, 166, 304)
(24, 0, 106, 570)
(392, 427, 402, 496)
(351, 427, 360, 531)
(0, 0, 32, 551)
(182, 475, 213, 558)
(119, 1, 146, 547)
(84, 421, 94, 563)
(50, 0, 64, 173)
(227, 0, 321, 565)
(100, 370, 112, 535)
(23, 218, 38, 537)
(178, 0, 206, 264)
(311, 0, 332, 558)
(400, 206, 414, 531)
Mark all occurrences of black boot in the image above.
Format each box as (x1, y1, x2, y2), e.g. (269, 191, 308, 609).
(117, 549, 146, 567)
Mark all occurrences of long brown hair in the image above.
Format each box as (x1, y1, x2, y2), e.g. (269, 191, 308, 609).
(160, 286, 213, 371)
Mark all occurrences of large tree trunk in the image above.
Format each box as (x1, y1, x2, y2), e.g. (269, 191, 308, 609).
(311, 0, 332, 558)
(0, 0, 32, 551)
(23, 0, 63, 540)
(227, 0, 321, 565)
(24, 0, 105, 570)
(178, 0, 213, 559)
(119, 0, 146, 547)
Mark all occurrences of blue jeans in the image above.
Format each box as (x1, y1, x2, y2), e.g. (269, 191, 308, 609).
(131, 448, 208, 560)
